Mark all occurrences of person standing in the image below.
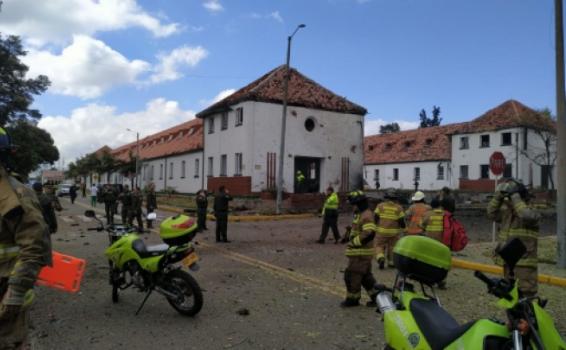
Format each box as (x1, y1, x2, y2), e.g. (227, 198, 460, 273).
(119, 185, 132, 225)
(341, 190, 379, 308)
(90, 183, 98, 207)
(374, 189, 405, 269)
(317, 186, 341, 244)
(146, 183, 157, 229)
(81, 182, 86, 198)
(438, 186, 456, 214)
(32, 183, 62, 235)
(129, 186, 144, 233)
(213, 186, 232, 243)
(0, 127, 51, 349)
(69, 184, 78, 204)
(296, 170, 306, 193)
(405, 191, 431, 235)
(487, 179, 540, 297)
(102, 184, 117, 225)
(196, 189, 208, 232)
(420, 197, 447, 289)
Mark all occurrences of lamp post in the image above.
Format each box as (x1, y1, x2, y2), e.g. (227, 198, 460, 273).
(126, 128, 140, 188)
(276, 24, 306, 215)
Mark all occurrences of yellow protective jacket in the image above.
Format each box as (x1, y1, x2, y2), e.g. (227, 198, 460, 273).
(322, 192, 339, 216)
(374, 201, 405, 236)
(487, 192, 539, 268)
(346, 209, 377, 257)
(420, 208, 445, 241)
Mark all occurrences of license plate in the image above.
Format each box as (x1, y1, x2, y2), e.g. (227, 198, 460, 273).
(182, 252, 198, 267)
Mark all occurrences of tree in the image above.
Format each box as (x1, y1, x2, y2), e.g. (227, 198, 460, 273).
(7, 120, 59, 178)
(380, 122, 401, 134)
(0, 35, 50, 126)
(419, 106, 442, 128)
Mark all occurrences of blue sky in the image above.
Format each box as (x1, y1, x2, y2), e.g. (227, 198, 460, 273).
(0, 0, 559, 162)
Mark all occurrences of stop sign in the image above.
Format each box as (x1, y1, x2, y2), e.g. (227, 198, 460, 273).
(489, 152, 506, 176)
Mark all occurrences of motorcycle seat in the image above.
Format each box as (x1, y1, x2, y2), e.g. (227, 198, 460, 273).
(410, 298, 475, 350)
(132, 239, 170, 258)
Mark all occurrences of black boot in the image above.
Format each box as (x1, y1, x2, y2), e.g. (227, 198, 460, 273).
(340, 299, 360, 308)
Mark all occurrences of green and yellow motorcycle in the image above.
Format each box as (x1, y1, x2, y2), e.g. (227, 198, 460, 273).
(375, 235, 566, 349)
(85, 210, 203, 316)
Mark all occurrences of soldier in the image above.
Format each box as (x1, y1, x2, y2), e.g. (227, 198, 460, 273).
(213, 186, 232, 243)
(146, 183, 157, 229)
(405, 191, 431, 235)
(119, 185, 132, 225)
(32, 183, 62, 235)
(341, 190, 379, 308)
(317, 186, 341, 244)
(374, 189, 405, 269)
(196, 189, 208, 232)
(129, 186, 144, 233)
(102, 184, 117, 225)
(487, 179, 540, 297)
(0, 127, 50, 349)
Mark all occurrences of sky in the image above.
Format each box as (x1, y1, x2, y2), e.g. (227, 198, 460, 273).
(0, 0, 560, 165)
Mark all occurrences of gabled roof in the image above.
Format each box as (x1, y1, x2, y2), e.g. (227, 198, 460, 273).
(111, 119, 203, 162)
(364, 123, 468, 165)
(196, 65, 367, 117)
(459, 99, 556, 134)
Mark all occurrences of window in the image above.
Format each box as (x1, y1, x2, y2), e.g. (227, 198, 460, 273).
(374, 169, 379, 181)
(181, 160, 186, 178)
(160, 164, 164, 180)
(304, 118, 315, 132)
(501, 132, 512, 146)
(208, 117, 215, 134)
(220, 154, 227, 176)
(414, 167, 420, 181)
(460, 165, 468, 179)
(460, 136, 469, 150)
(480, 134, 490, 148)
(437, 165, 444, 180)
(143, 165, 147, 180)
(425, 139, 433, 147)
(480, 164, 490, 179)
(234, 153, 243, 176)
(221, 112, 228, 130)
(393, 168, 399, 181)
(503, 164, 512, 178)
(169, 162, 174, 180)
(207, 157, 213, 177)
(194, 159, 200, 178)
(235, 108, 243, 126)
(150, 165, 154, 180)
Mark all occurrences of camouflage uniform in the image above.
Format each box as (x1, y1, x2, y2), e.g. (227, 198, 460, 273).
(102, 186, 117, 225)
(129, 190, 144, 232)
(119, 188, 132, 225)
(487, 191, 540, 297)
(1, 166, 50, 349)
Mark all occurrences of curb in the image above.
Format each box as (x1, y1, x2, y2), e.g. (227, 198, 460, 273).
(451, 258, 566, 287)
(156, 204, 315, 222)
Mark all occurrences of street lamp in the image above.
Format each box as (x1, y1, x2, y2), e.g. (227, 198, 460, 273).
(276, 24, 306, 215)
(126, 128, 140, 188)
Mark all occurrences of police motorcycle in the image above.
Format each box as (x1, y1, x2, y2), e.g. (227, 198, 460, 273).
(85, 210, 203, 316)
(375, 235, 566, 349)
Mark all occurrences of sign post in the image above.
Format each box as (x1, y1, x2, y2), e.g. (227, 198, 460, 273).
(489, 152, 506, 243)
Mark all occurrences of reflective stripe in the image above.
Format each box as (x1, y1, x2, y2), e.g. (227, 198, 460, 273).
(509, 228, 537, 238)
(345, 248, 375, 256)
(0, 245, 20, 259)
(346, 291, 361, 299)
(377, 227, 403, 236)
(352, 236, 362, 247)
(362, 223, 377, 232)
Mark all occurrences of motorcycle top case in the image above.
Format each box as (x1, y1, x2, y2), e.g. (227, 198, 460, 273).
(393, 235, 452, 284)
(160, 214, 198, 245)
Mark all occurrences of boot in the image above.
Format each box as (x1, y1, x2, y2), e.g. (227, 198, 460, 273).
(340, 299, 360, 308)
(377, 257, 385, 270)
(366, 294, 377, 307)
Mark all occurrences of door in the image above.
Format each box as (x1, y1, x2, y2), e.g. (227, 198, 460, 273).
(541, 165, 552, 189)
(294, 157, 321, 193)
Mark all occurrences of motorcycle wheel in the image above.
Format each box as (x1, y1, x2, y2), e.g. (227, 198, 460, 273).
(108, 260, 119, 303)
(163, 270, 203, 316)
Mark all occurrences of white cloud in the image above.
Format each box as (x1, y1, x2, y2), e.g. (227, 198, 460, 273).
(203, 0, 224, 13)
(38, 98, 195, 162)
(150, 46, 209, 84)
(23, 35, 151, 99)
(0, 0, 180, 46)
(364, 118, 419, 136)
(249, 11, 284, 23)
(199, 89, 236, 107)
(269, 11, 284, 23)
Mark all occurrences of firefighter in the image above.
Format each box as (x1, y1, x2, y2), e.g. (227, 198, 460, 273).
(420, 197, 445, 242)
(405, 191, 431, 235)
(487, 179, 540, 297)
(374, 189, 405, 269)
(317, 186, 341, 244)
(0, 127, 50, 349)
(341, 190, 379, 308)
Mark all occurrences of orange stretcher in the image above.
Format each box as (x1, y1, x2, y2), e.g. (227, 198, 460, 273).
(36, 251, 86, 293)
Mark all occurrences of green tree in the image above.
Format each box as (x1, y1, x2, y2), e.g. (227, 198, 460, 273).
(380, 122, 400, 134)
(0, 35, 50, 126)
(419, 106, 442, 128)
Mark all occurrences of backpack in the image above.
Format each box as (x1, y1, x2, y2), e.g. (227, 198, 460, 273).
(442, 211, 468, 252)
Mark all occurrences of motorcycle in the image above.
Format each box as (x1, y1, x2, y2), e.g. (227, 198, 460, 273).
(85, 210, 203, 317)
(375, 235, 566, 349)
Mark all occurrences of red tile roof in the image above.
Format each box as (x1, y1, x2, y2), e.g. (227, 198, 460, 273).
(111, 119, 203, 162)
(196, 65, 367, 117)
(364, 123, 468, 165)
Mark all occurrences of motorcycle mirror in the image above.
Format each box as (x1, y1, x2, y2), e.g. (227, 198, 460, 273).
(84, 210, 96, 218)
(496, 238, 527, 272)
(147, 212, 157, 221)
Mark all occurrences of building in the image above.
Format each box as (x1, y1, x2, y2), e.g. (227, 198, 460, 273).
(196, 65, 367, 195)
(364, 100, 556, 191)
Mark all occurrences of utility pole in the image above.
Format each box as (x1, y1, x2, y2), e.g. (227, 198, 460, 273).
(555, 0, 566, 268)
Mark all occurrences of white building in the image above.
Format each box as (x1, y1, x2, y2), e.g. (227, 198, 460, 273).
(196, 65, 367, 195)
(364, 100, 556, 191)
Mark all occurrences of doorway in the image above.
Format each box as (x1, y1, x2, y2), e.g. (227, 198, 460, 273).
(294, 157, 321, 193)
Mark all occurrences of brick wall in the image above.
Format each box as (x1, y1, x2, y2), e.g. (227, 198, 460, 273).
(207, 176, 252, 196)
(459, 179, 496, 192)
